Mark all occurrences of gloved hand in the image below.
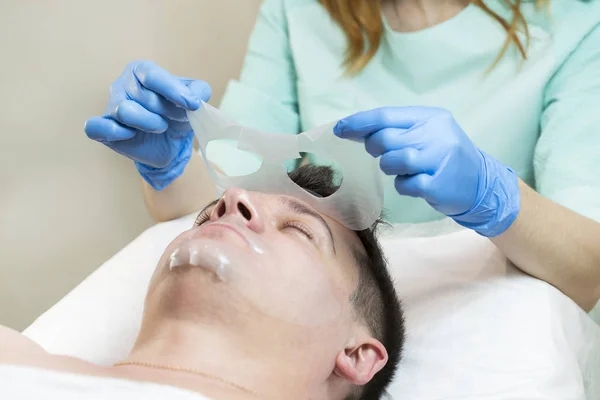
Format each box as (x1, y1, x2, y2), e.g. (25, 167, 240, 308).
(334, 106, 520, 237)
(85, 60, 212, 191)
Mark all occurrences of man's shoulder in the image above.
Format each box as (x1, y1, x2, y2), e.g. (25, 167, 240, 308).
(0, 324, 47, 363)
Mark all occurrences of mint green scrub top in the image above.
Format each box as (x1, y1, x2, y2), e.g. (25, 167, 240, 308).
(210, 0, 600, 224)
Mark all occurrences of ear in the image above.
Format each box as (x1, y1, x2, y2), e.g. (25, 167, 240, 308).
(334, 338, 388, 386)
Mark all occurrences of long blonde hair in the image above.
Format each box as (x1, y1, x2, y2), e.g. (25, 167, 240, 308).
(319, 0, 549, 74)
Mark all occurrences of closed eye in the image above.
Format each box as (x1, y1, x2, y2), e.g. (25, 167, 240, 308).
(194, 199, 221, 227)
(278, 197, 336, 254)
(281, 221, 315, 241)
(194, 204, 217, 227)
(194, 210, 211, 226)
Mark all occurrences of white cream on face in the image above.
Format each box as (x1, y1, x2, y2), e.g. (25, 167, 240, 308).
(169, 241, 231, 281)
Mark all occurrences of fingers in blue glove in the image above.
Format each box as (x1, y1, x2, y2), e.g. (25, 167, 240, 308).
(112, 131, 194, 169)
(164, 119, 195, 138)
(175, 78, 213, 108)
(379, 148, 438, 176)
(187, 80, 212, 101)
(132, 61, 201, 110)
(84, 116, 137, 142)
(109, 100, 168, 133)
(123, 62, 212, 123)
(334, 106, 441, 140)
(364, 127, 410, 157)
(116, 81, 188, 122)
(394, 174, 432, 198)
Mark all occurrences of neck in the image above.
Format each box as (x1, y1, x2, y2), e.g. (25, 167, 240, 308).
(118, 318, 315, 400)
(384, 0, 471, 32)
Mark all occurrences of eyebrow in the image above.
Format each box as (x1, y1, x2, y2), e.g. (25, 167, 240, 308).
(278, 197, 336, 253)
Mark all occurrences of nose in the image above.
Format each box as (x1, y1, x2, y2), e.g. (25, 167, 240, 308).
(210, 189, 265, 233)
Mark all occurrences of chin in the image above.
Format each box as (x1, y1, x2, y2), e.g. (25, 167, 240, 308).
(147, 264, 232, 318)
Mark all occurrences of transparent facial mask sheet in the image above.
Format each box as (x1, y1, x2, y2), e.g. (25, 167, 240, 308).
(187, 102, 384, 231)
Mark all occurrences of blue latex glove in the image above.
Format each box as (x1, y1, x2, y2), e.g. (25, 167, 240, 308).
(84, 60, 212, 191)
(334, 106, 520, 237)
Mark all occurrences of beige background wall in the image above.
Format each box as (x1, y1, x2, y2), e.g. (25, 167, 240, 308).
(0, 0, 262, 330)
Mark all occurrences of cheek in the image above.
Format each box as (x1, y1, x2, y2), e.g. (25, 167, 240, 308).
(150, 230, 197, 283)
(158, 230, 196, 264)
(231, 241, 348, 326)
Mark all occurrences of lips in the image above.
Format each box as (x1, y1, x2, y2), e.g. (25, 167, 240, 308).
(195, 222, 252, 250)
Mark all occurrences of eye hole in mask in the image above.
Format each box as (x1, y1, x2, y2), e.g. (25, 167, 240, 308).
(205, 139, 264, 177)
(284, 153, 344, 197)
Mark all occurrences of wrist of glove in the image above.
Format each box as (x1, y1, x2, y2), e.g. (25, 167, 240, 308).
(135, 133, 195, 191)
(449, 149, 520, 237)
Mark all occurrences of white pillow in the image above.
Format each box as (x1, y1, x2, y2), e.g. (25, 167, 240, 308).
(378, 221, 600, 399)
(23, 216, 600, 399)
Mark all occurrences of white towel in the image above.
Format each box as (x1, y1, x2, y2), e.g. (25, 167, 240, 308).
(0, 365, 211, 400)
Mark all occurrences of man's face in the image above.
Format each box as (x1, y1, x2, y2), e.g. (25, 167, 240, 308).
(148, 188, 365, 348)
(142, 187, 391, 396)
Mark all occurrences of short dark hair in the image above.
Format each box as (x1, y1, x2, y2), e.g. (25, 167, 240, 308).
(288, 165, 405, 400)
